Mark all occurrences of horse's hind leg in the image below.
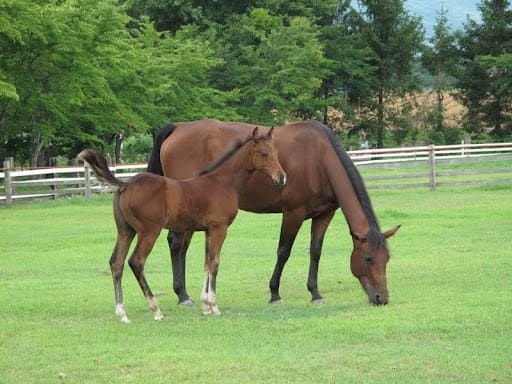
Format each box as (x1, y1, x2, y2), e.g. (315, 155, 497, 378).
(110, 229, 135, 324)
(168, 230, 195, 305)
(269, 211, 304, 304)
(129, 231, 164, 321)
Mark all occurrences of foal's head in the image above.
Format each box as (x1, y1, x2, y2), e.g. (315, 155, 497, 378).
(249, 127, 287, 187)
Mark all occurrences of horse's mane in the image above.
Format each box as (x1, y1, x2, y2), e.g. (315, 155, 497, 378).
(318, 122, 384, 248)
(197, 134, 255, 176)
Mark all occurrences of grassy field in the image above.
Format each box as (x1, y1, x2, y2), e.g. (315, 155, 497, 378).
(1, 185, 511, 383)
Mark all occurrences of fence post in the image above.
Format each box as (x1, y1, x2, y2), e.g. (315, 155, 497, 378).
(84, 164, 91, 199)
(3, 160, 13, 207)
(428, 145, 436, 190)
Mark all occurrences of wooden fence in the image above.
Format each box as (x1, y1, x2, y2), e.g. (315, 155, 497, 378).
(1, 143, 511, 207)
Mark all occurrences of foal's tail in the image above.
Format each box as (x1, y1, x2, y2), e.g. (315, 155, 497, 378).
(79, 149, 125, 189)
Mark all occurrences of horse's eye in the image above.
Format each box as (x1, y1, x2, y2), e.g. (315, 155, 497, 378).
(365, 255, 373, 264)
(260, 151, 268, 158)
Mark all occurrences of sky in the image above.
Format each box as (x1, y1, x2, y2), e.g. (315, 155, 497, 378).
(405, 0, 481, 37)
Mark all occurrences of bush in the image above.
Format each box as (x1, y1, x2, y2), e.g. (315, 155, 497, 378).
(120, 133, 154, 163)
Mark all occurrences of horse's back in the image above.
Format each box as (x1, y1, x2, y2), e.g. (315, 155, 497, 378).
(160, 119, 258, 179)
(159, 119, 338, 217)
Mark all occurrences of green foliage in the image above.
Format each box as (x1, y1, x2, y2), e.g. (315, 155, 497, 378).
(353, 0, 425, 147)
(1, 0, 511, 166)
(455, 0, 512, 138)
(210, 8, 331, 124)
(0, 1, 239, 166)
(119, 133, 153, 163)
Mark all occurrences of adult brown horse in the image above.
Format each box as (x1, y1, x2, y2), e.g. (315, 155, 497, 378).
(147, 119, 400, 306)
(80, 127, 286, 323)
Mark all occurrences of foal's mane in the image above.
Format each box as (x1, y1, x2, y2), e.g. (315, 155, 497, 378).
(197, 133, 256, 176)
(318, 122, 384, 248)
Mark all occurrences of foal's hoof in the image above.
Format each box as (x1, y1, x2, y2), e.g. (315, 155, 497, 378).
(269, 298, 284, 305)
(311, 298, 326, 304)
(201, 303, 221, 316)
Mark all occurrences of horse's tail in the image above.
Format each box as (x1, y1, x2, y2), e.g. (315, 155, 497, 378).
(79, 149, 125, 189)
(147, 123, 177, 175)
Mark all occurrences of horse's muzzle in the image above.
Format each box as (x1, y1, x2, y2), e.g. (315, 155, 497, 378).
(371, 292, 388, 306)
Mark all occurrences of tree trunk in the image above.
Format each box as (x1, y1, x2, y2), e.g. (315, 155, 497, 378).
(377, 88, 384, 148)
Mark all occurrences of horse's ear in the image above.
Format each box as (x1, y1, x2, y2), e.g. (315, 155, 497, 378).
(383, 225, 401, 239)
(268, 126, 274, 138)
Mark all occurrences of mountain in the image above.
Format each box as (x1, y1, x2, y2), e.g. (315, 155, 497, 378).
(405, 0, 481, 37)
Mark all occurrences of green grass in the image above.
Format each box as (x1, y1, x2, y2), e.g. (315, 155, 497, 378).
(1, 185, 511, 383)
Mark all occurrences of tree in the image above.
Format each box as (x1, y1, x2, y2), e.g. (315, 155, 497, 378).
(320, 1, 377, 128)
(0, 0, 239, 165)
(352, 0, 424, 147)
(210, 8, 331, 124)
(421, 4, 458, 140)
(456, 0, 512, 138)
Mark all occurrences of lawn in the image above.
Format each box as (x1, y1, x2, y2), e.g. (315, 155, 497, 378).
(0, 185, 511, 383)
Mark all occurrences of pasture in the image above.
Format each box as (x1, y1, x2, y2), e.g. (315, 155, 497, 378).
(1, 185, 511, 383)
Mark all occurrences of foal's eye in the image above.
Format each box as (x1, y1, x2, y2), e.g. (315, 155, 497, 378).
(260, 151, 268, 158)
(365, 255, 373, 264)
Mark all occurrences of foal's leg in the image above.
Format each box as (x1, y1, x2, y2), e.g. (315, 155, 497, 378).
(269, 211, 304, 304)
(110, 229, 136, 324)
(168, 230, 195, 305)
(201, 226, 227, 316)
(308, 210, 335, 304)
(128, 231, 164, 321)
(110, 196, 136, 323)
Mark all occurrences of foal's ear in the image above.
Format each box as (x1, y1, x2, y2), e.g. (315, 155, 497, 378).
(268, 126, 274, 138)
(252, 126, 260, 140)
(383, 225, 401, 239)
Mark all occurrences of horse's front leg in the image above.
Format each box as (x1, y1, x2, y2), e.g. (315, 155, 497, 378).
(201, 226, 227, 316)
(307, 210, 335, 304)
(168, 230, 195, 305)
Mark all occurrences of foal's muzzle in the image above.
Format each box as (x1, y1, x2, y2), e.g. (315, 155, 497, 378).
(273, 174, 287, 187)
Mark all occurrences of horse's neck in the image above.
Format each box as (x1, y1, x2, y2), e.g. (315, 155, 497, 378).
(325, 152, 370, 234)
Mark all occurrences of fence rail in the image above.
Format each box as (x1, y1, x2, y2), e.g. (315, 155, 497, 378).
(2, 143, 511, 206)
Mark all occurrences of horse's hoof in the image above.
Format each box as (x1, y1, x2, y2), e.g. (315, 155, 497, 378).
(120, 316, 130, 324)
(311, 298, 326, 305)
(179, 298, 195, 306)
(153, 312, 164, 321)
(269, 298, 284, 305)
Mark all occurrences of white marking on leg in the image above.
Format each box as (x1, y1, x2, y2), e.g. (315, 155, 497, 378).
(146, 297, 164, 321)
(207, 274, 221, 316)
(201, 271, 211, 315)
(115, 303, 130, 324)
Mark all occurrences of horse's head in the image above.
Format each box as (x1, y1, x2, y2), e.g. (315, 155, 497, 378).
(250, 127, 287, 187)
(350, 225, 400, 305)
